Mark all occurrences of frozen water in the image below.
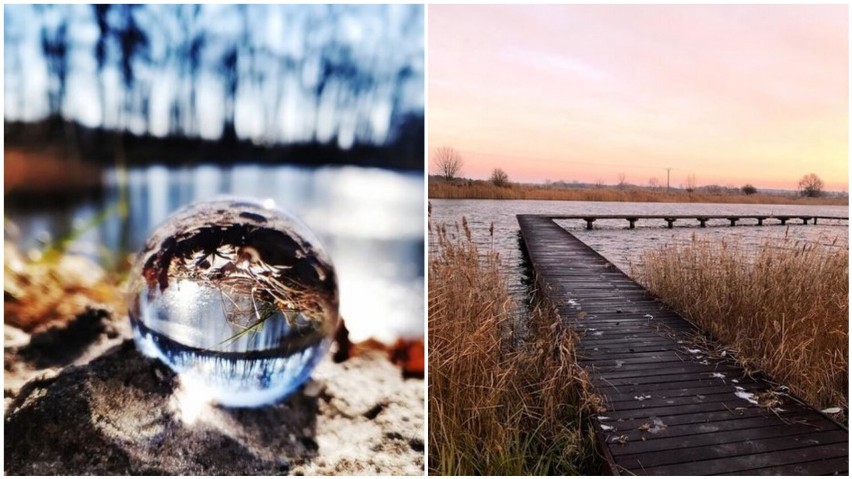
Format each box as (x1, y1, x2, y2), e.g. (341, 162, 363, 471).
(128, 198, 339, 407)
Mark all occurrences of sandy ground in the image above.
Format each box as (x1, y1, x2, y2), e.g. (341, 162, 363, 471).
(4, 311, 424, 475)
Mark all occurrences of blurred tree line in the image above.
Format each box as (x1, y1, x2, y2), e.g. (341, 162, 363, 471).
(5, 4, 424, 151)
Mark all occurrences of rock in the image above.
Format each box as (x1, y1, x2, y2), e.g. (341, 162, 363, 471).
(4, 340, 424, 475)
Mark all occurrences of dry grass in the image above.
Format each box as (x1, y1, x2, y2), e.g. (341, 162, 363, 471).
(4, 243, 125, 332)
(428, 219, 600, 475)
(635, 236, 848, 415)
(429, 180, 849, 206)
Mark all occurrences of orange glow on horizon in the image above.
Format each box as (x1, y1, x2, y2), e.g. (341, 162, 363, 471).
(429, 5, 848, 192)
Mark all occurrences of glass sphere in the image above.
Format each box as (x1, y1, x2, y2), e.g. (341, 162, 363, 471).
(128, 198, 339, 407)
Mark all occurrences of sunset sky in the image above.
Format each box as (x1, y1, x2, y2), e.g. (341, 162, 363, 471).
(429, 5, 848, 191)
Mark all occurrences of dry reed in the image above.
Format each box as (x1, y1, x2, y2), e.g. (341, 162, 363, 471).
(4, 243, 124, 332)
(635, 236, 848, 416)
(429, 180, 848, 206)
(428, 220, 599, 475)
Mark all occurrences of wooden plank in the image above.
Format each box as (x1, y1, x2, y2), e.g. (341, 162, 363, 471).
(599, 382, 764, 403)
(615, 430, 848, 470)
(591, 377, 767, 395)
(608, 417, 839, 456)
(603, 390, 757, 411)
(589, 364, 732, 379)
(591, 372, 747, 388)
(717, 457, 848, 475)
(635, 442, 848, 475)
(581, 344, 685, 355)
(598, 403, 776, 430)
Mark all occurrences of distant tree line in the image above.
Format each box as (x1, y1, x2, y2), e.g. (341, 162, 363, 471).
(428, 146, 833, 198)
(4, 4, 424, 148)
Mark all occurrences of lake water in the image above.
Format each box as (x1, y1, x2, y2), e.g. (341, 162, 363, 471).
(429, 199, 848, 303)
(5, 164, 425, 343)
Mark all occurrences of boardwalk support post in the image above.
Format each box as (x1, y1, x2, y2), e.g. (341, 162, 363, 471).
(814, 217, 818, 225)
(665, 218, 675, 229)
(779, 218, 787, 225)
(728, 217, 738, 227)
(802, 217, 810, 225)
(697, 217, 707, 228)
(626, 218, 637, 229)
(583, 218, 595, 230)
(756, 217, 765, 226)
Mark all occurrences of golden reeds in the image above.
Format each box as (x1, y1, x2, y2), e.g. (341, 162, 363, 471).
(635, 236, 848, 415)
(4, 243, 124, 332)
(428, 219, 599, 475)
(429, 180, 848, 206)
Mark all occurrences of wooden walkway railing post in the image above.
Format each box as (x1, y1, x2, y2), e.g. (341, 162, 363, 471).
(541, 214, 847, 230)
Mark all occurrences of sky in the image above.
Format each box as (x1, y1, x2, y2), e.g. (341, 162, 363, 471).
(429, 5, 848, 191)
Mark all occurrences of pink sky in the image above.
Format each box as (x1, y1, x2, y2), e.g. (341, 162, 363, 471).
(429, 5, 848, 191)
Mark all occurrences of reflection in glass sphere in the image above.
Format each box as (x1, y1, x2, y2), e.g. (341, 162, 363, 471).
(128, 198, 339, 407)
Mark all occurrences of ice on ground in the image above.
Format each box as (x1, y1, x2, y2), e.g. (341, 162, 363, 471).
(648, 417, 666, 434)
(735, 391, 759, 405)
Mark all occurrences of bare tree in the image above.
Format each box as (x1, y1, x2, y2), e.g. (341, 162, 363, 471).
(798, 173, 824, 198)
(648, 177, 660, 190)
(93, 4, 111, 128)
(39, 7, 70, 117)
(490, 168, 509, 187)
(115, 5, 150, 129)
(617, 172, 627, 189)
(434, 147, 463, 180)
(741, 184, 757, 195)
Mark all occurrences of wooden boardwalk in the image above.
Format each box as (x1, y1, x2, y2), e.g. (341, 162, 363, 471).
(546, 214, 848, 230)
(517, 215, 848, 476)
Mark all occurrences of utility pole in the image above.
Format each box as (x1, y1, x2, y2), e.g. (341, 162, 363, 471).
(665, 167, 672, 193)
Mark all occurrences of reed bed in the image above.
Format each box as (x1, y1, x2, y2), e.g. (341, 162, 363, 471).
(635, 236, 848, 416)
(428, 219, 599, 475)
(429, 181, 848, 206)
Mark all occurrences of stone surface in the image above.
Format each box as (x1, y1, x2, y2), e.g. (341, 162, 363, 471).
(4, 338, 424, 475)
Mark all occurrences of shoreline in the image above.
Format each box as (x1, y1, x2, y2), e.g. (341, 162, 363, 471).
(429, 181, 848, 206)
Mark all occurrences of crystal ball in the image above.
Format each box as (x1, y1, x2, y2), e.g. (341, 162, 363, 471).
(128, 198, 339, 407)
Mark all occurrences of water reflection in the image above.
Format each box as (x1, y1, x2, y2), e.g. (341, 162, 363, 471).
(7, 165, 424, 343)
(429, 199, 848, 304)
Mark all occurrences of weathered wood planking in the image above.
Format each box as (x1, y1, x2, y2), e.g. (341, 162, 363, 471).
(517, 214, 848, 476)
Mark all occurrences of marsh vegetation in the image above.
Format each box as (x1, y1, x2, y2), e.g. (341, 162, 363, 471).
(636, 236, 849, 419)
(428, 219, 600, 475)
